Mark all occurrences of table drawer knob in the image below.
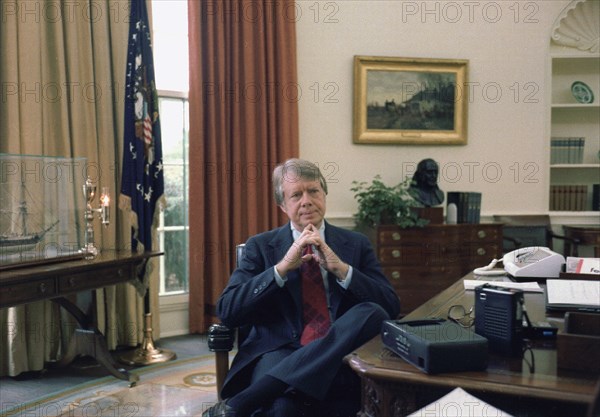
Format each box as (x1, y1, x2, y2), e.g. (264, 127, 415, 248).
(39, 283, 47, 294)
(391, 271, 400, 279)
(392, 250, 400, 258)
(477, 230, 487, 239)
(69, 277, 76, 286)
(477, 247, 486, 256)
(118, 268, 125, 277)
(392, 232, 401, 241)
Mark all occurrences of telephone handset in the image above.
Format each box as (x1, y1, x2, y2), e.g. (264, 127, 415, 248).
(474, 246, 565, 279)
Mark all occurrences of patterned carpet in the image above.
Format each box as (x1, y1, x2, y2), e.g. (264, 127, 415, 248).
(1, 354, 228, 417)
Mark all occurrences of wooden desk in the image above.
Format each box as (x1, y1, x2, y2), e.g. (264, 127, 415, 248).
(563, 225, 600, 257)
(0, 250, 161, 383)
(346, 274, 599, 417)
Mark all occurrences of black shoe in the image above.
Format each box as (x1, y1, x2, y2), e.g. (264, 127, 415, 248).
(202, 400, 237, 417)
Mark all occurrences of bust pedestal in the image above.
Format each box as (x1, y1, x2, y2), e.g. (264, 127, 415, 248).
(412, 207, 443, 224)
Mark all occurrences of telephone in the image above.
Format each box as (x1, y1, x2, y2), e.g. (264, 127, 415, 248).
(474, 247, 565, 279)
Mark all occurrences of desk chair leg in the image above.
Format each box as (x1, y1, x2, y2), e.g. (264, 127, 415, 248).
(208, 324, 234, 400)
(215, 351, 230, 400)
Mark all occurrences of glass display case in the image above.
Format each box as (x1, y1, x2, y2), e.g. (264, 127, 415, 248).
(0, 154, 87, 269)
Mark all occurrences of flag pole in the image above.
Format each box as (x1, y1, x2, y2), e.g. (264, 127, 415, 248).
(117, 0, 175, 367)
(119, 283, 176, 366)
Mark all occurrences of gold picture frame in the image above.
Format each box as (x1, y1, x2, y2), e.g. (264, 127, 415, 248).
(353, 56, 468, 145)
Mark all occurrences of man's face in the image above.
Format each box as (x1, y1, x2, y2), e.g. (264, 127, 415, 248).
(279, 178, 326, 232)
(423, 162, 439, 187)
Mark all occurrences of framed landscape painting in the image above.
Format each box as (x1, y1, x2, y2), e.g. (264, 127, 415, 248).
(353, 56, 468, 145)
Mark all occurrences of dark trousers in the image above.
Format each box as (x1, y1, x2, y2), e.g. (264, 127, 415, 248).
(250, 302, 389, 417)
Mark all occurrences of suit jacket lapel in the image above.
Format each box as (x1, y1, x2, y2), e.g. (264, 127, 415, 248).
(324, 221, 352, 264)
(324, 222, 354, 317)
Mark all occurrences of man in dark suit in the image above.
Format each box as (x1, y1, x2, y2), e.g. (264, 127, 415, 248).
(203, 159, 401, 417)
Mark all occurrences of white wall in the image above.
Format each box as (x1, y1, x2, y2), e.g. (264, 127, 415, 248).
(295, 0, 571, 221)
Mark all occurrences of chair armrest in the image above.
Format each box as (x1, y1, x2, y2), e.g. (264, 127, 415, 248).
(208, 323, 234, 352)
(549, 231, 581, 246)
(502, 236, 522, 250)
(208, 324, 234, 399)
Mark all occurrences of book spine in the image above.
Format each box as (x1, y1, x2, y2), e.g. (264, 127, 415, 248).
(550, 185, 590, 211)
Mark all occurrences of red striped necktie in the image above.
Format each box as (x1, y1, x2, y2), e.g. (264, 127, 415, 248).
(300, 245, 330, 345)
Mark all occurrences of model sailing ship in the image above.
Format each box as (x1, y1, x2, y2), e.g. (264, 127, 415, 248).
(0, 182, 58, 252)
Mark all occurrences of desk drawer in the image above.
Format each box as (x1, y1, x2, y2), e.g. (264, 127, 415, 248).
(378, 245, 461, 266)
(378, 228, 450, 246)
(464, 242, 502, 264)
(1, 278, 57, 307)
(58, 264, 134, 293)
(382, 265, 463, 281)
(462, 225, 501, 241)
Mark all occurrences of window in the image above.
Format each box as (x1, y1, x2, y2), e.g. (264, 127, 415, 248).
(151, 1, 189, 295)
(158, 96, 189, 294)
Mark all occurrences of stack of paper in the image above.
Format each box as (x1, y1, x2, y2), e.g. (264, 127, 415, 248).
(546, 279, 600, 312)
(408, 387, 513, 417)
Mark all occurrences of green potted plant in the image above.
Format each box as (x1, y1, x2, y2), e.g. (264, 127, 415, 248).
(351, 175, 429, 230)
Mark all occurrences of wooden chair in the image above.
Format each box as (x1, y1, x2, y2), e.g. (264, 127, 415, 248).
(493, 215, 579, 256)
(207, 244, 246, 399)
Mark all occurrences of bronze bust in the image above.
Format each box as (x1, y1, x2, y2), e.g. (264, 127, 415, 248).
(410, 158, 444, 207)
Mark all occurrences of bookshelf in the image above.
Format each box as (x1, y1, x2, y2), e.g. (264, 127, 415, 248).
(549, 1, 600, 214)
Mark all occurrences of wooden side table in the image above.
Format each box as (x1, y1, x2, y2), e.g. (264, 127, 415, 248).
(0, 250, 162, 383)
(563, 225, 600, 257)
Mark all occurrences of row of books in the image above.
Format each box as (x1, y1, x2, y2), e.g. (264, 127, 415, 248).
(447, 192, 482, 224)
(550, 137, 585, 164)
(549, 185, 600, 211)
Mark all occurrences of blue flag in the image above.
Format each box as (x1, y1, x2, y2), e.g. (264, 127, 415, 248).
(119, 0, 164, 253)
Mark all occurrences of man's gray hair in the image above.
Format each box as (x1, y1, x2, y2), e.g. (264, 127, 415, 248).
(272, 159, 328, 205)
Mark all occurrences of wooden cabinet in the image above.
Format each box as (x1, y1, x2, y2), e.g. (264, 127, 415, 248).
(375, 224, 502, 315)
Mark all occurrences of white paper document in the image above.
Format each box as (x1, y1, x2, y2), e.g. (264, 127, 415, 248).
(546, 279, 600, 309)
(463, 279, 543, 293)
(407, 387, 514, 417)
(566, 257, 600, 274)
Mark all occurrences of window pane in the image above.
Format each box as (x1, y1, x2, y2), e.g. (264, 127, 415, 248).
(160, 98, 185, 162)
(152, 0, 189, 92)
(163, 229, 188, 293)
(157, 98, 188, 295)
(163, 163, 186, 227)
(159, 98, 188, 229)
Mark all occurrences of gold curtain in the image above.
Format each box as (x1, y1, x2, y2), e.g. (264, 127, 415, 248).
(0, 0, 159, 376)
(187, 0, 300, 333)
